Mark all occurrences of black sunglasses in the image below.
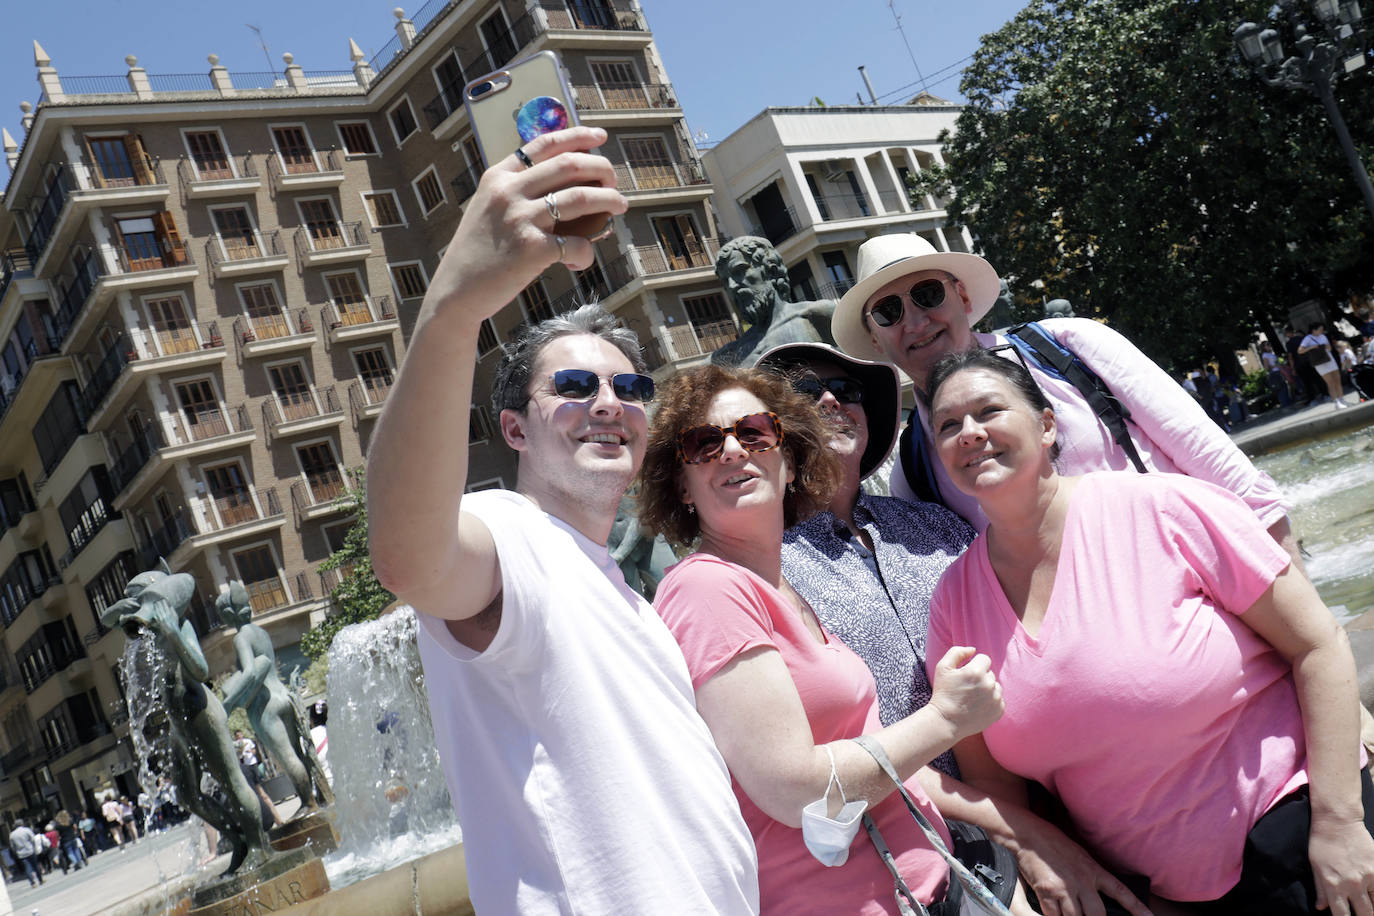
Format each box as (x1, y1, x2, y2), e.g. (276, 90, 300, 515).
(677, 412, 784, 465)
(866, 278, 950, 328)
(791, 374, 865, 405)
(550, 369, 655, 403)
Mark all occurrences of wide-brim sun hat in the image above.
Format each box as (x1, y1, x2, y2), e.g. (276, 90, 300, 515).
(755, 342, 900, 481)
(833, 233, 1002, 362)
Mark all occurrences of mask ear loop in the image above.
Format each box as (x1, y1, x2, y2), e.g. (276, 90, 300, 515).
(822, 744, 848, 812)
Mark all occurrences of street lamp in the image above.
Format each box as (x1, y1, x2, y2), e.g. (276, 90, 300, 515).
(1234, 1, 1374, 223)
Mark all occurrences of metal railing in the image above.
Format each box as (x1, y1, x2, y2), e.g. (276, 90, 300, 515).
(23, 166, 70, 262)
(348, 378, 393, 419)
(58, 75, 135, 95)
(749, 206, 800, 246)
(813, 192, 872, 221)
(538, 0, 648, 31)
(423, 78, 467, 129)
(0, 249, 32, 304)
(61, 496, 117, 567)
(319, 294, 394, 330)
(198, 485, 282, 533)
(267, 148, 342, 192)
(294, 219, 367, 259)
(369, 0, 459, 77)
(462, 12, 541, 81)
(262, 384, 341, 431)
(632, 237, 721, 275)
(230, 71, 289, 91)
(207, 229, 284, 272)
(110, 424, 165, 496)
(612, 159, 708, 191)
(51, 254, 104, 345)
(105, 237, 193, 274)
(126, 318, 220, 360)
(659, 319, 739, 363)
(147, 73, 215, 93)
(573, 81, 678, 111)
(80, 153, 167, 191)
(816, 280, 857, 301)
(81, 332, 133, 414)
(135, 509, 194, 570)
(163, 401, 251, 446)
(290, 473, 347, 524)
(177, 153, 258, 192)
(232, 307, 312, 348)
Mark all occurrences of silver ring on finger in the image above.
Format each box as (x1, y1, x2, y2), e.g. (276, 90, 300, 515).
(545, 192, 562, 223)
(554, 234, 567, 263)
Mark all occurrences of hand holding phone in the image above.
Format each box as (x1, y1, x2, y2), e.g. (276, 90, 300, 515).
(465, 51, 614, 240)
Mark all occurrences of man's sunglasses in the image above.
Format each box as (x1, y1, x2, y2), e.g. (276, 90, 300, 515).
(866, 278, 950, 328)
(791, 374, 865, 405)
(550, 369, 655, 403)
(677, 412, 784, 465)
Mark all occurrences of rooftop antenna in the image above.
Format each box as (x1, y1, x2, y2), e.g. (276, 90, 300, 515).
(888, 0, 926, 91)
(246, 24, 274, 71)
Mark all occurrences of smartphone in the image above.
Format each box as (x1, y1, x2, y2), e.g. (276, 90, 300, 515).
(464, 50, 612, 240)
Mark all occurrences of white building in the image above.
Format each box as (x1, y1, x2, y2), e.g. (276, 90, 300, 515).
(702, 98, 977, 304)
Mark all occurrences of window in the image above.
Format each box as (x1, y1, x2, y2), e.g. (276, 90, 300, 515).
(239, 283, 289, 340)
(86, 552, 139, 626)
(469, 405, 499, 443)
(325, 273, 371, 326)
(433, 52, 466, 119)
(84, 134, 153, 188)
(58, 467, 115, 556)
(174, 378, 228, 440)
(682, 293, 736, 350)
(477, 319, 500, 357)
(388, 98, 418, 145)
(296, 441, 343, 503)
(34, 382, 87, 475)
(413, 168, 445, 215)
(271, 125, 317, 174)
(230, 543, 287, 613)
(520, 282, 554, 324)
(651, 214, 709, 271)
(336, 121, 377, 156)
(145, 295, 198, 355)
(621, 136, 676, 189)
(203, 462, 256, 526)
(299, 199, 343, 250)
(113, 212, 185, 271)
(183, 130, 232, 179)
(480, 9, 518, 68)
(363, 191, 404, 228)
(211, 206, 260, 259)
(267, 362, 317, 421)
(590, 60, 648, 109)
(389, 263, 428, 300)
(353, 347, 393, 395)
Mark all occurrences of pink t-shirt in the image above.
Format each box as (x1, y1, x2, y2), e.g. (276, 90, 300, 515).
(929, 472, 1307, 902)
(657, 553, 952, 914)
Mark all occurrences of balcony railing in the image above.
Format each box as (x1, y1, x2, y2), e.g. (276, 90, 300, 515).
(463, 11, 542, 83)
(207, 229, 285, 273)
(110, 424, 165, 496)
(199, 485, 281, 533)
(164, 402, 252, 446)
(23, 167, 71, 262)
(423, 77, 468, 130)
(0, 249, 33, 304)
(450, 163, 482, 204)
(292, 571, 315, 603)
(574, 81, 678, 111)
(52, 254, 104, 345)
(177, 153, 259, 194)
(538, 0, 648, 31)
(81, 153, 167, 192)
(816, 279, 857, 301)
(348, 377, 392, 420)
(128, 319, 221, 360)
(319, 295, 394, 330)
(267, 149, 343, 192)
(290, 473, 347, 525)
(61, 497, 118, 567)
(0, 741, 35, 774)
(612, 159, 709, 192)
(135, 508, 195, 570)
(659, 319, 739, 363)
(813, 192, 872, 221)
(262, 384, 341, 431)
(185, 589, 225, 639)
(106, 238, 193, 274)
(82, 332, 134, 414)
(294, 220, 368, 259)
(233, 307, 312, 347)
(243, 575, 290, 614)
(750, 206, 800, 246)
(632, 237, 721, 275)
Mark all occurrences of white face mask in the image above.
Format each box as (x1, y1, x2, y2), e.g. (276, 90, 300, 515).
(801, 744, 867, 867)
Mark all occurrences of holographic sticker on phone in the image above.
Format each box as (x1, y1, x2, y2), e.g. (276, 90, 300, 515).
(515, 96, 570, 142)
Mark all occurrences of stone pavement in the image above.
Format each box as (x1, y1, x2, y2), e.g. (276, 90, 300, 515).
(1230, 392, 1374, 456)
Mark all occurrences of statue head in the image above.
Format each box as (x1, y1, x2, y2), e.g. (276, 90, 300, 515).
(1045, 298, 1075, 319)
(214, 580, 253, 628)
(715, 236, 790, 327)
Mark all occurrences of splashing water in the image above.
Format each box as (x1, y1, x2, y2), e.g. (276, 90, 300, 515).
(322, 607, 460, 889)
(1254, 427, 1374, 622)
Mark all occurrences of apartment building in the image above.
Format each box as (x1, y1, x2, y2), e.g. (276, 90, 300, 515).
(0, 0, 732, 819)
(702, 99, 977, 307)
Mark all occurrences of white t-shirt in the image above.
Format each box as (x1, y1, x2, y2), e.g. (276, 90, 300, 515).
(891, 318, 1287, 531)
(1302, 333, 1337, 372)
(415, 490, 759, 914)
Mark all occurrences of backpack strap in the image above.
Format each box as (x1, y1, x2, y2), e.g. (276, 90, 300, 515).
(897, 414, 944, 506)
(1006, 323, 1148, 474)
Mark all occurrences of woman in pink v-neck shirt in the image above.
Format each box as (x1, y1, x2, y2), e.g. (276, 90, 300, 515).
(923, 349, 1374, 914)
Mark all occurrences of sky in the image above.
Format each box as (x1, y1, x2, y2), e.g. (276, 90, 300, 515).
(0, 0, 1029, 177)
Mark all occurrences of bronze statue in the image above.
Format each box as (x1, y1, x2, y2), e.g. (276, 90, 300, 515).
(1045, 298, 1076, 319)
(216, 581, 333, 813)
(710, 236, 836, 366)
(102, 562, 272, 874)
(608, 493, 677, 601)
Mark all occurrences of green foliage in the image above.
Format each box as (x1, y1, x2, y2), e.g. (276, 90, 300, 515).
(299, 468, 395, 660)
(1240, 368, 1268, 400)
(934, 0, 1374, 368)
(210, 673, 255, 738)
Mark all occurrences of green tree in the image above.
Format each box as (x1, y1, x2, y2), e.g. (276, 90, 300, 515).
(919, 0, 1374, 369)
(299, 468, 395, 660)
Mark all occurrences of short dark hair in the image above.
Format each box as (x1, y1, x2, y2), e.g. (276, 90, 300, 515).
(926, 348, 1060, 462)
(638, 364, 842, 549)
(491, 303, 645, 414)
(1308, 321, 1325, 333)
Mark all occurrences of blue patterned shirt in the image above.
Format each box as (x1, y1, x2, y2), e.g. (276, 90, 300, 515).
(781, 492, 975, 777)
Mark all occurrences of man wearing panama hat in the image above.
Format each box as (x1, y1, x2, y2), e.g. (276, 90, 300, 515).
(832, 233, 1300, 565)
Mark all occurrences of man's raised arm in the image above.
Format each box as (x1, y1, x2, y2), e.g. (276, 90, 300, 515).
(367, 127, 627, 620)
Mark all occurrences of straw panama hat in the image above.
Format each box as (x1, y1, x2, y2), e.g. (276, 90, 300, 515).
(833, 234, 1002, 362)
(755, 342, 901, 481)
